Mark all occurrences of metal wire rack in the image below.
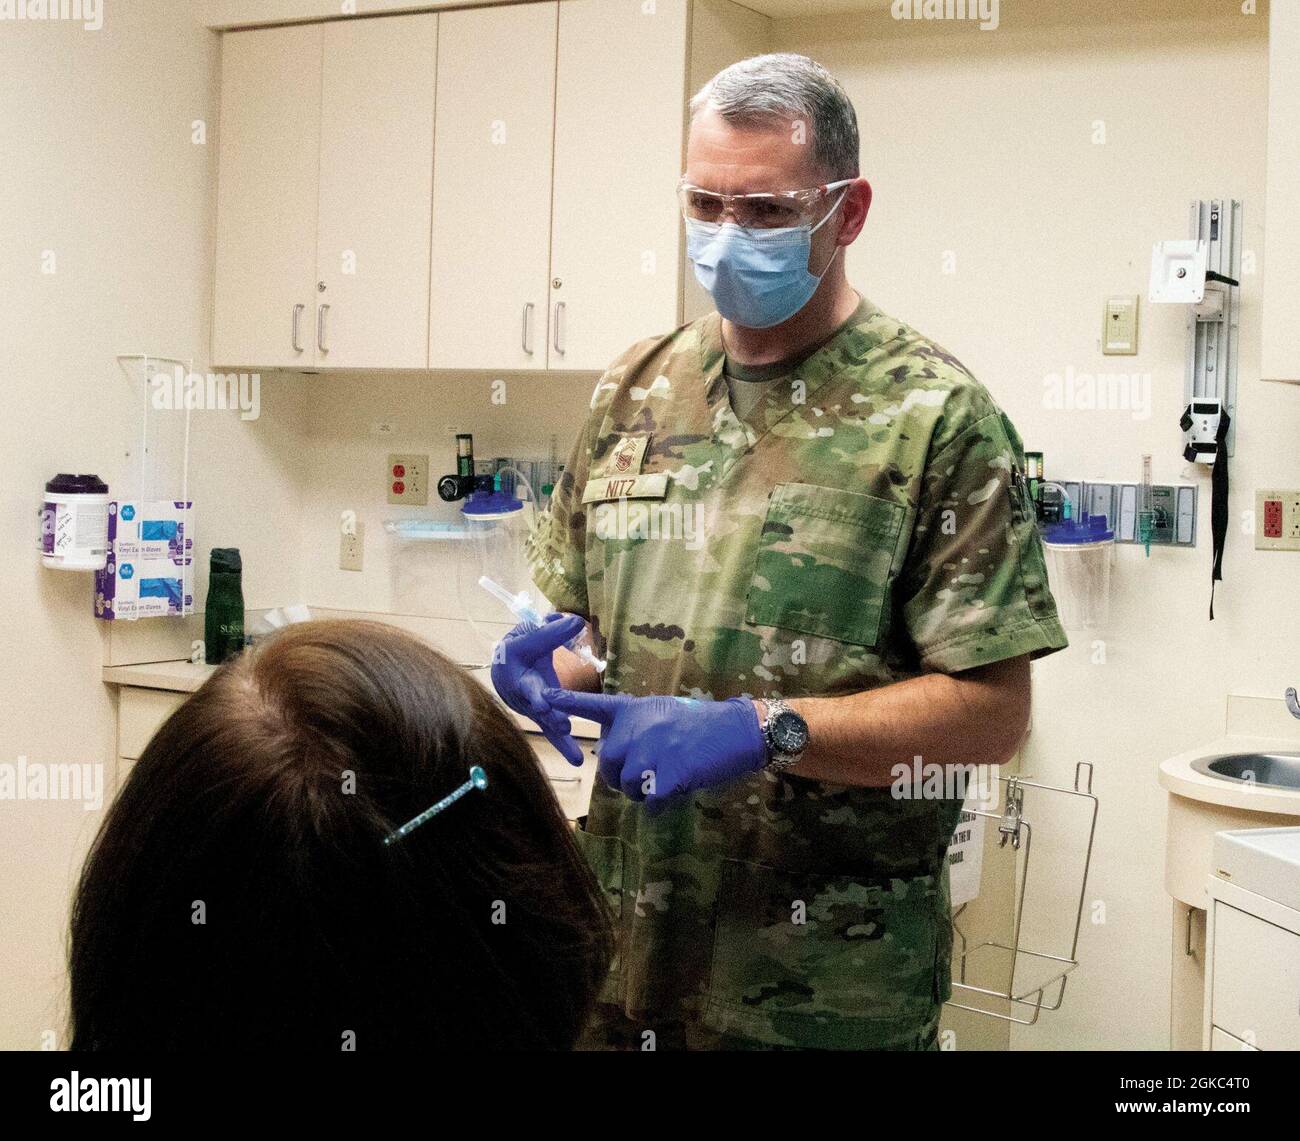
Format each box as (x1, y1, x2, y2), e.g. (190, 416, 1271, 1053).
(946, 762, 1099, 1025)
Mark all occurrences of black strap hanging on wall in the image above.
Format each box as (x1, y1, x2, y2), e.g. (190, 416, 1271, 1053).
(1209, 408, 1231, 620)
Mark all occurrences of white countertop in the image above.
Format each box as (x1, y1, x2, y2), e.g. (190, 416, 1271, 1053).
(102, 659, 601, 739)
(103, 658, 601, 819)
(102, 659, 216, 693)
(1158, 734, 1300, 817)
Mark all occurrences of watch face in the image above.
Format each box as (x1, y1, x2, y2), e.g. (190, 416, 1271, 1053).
(771, 710, 808, 754)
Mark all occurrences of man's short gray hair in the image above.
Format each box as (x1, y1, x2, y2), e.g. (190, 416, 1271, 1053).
(688, 53, 860, 181)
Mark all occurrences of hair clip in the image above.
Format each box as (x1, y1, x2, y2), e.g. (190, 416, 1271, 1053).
(383, 765, 488, 846)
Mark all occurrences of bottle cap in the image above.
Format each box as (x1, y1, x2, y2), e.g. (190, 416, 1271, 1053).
(45, 473, 108, 495)
(210, 548, 242, 573)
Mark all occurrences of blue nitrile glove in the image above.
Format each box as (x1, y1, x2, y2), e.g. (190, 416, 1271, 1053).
(541, 690, 766, 804)
(490, 613, 587, 765)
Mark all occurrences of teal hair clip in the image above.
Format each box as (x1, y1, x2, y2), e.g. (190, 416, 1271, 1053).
(383, 765, 489, 846)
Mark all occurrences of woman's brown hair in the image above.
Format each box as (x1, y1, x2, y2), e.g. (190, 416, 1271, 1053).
(70, 619, 611, 1050)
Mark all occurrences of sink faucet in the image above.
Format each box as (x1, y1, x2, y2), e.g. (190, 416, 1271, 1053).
(1287, 687, 1300, 719)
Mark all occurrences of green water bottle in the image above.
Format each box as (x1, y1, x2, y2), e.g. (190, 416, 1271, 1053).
(204, 548, 245, 665)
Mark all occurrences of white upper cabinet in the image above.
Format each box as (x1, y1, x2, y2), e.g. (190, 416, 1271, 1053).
(211, 0, 754, 372)
(212, 23, 323, 369)
(316, 16, 437, 370)
(1263, 0, 1300, 384)
(429, 3, 557, 371)
(212, 14, 436, 370)
(549, 0, 689, 372)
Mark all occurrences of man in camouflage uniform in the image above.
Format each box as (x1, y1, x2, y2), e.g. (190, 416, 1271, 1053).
(497, 53, 1067, 1051)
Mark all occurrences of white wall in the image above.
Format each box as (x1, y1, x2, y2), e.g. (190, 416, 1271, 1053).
(295, 370, 597, 645)
(4, 0, 1294, 1054)
(0, 1, 308, 1048)
(774, 0, 1292, 1049)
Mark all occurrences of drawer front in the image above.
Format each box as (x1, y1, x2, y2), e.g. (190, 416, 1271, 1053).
(1211, 902, 1300, 1050)
(525, 733, 597, 822)
(118, 687, 188, 761)
(1211, 1026, 1260, 1052)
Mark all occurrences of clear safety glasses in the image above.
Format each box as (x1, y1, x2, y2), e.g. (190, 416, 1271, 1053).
(677, 177, 854, 233)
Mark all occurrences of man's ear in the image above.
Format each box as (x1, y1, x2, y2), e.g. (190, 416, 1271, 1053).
(837, 178, 873, 245)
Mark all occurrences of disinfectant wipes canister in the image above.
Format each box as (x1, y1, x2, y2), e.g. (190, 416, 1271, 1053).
(40, 474, 110, 571)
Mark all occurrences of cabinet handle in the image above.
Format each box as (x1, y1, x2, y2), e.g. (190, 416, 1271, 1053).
(553, 301, 565, 355)
(292, 304, 305, 353)
(317, 304, 330, 354)
(1185, 906, 1196, 958)
(522, 302, 535, 355)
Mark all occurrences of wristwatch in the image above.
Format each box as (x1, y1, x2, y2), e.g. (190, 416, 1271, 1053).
(758, 698, 809, 773)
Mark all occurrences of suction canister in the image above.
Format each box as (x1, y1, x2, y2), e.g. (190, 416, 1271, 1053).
(1042, 515, 1115, 631)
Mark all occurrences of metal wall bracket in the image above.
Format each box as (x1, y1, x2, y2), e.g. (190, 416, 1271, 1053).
(1186, 200, 1241, 457)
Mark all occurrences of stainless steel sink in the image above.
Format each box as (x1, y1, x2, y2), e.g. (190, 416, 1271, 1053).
(1191, 752, 1300, 791)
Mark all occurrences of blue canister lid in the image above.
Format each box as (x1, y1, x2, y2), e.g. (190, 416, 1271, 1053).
(461, 490, 524, 517)
(1043, 514, 1114, 545)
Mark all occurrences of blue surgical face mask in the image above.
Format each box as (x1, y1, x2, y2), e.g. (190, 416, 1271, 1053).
(685, 187, 849, 329)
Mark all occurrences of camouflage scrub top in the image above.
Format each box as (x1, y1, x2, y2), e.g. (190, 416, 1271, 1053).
(526, 295, 1068, 1049)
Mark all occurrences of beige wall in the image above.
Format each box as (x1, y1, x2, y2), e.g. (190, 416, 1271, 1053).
(295, 369, 598, 639)
(0, 2, 308, 1048)
(773, 0, 1289, 1049)
(3, 0, 1294, 1054)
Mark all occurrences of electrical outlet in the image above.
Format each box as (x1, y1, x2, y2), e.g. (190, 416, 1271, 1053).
(339, 520, 365, 571)
(1264, 498, 1283, 539)
(1255, 489, 1300, 551)
(387, 453, 429, 506)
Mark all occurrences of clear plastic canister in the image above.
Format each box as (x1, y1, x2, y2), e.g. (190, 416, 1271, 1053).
(1042, 516, 1115, 631)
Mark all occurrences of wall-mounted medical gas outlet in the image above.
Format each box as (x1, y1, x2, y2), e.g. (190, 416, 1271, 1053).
(1255, 490, 1300, 551)
(339, 520, 365, 571)
(387, 454, 428, 506)
(1103, 296, 1139, 355)
(1058, 479, 1197, 547)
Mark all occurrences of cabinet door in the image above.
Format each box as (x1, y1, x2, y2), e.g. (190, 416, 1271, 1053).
(212, 24, 323, 368)
(549, 0, 688, 372)
(316, 15, 438, 369)
(1210, 1026, 1260, 1051)
(1263, 0, 1300, 382)
(429, 3, 557, 370)
(1211, 902, 1300, 1050)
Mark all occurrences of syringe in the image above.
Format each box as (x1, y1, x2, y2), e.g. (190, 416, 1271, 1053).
(479, 576, 606, 673)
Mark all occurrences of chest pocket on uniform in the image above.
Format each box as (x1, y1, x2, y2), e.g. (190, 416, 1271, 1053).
(745, 482, 907, 648)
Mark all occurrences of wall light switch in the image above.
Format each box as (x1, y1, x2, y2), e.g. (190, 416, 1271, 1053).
(1103, 296, 1139, 355)
(339, 520, 365, 571)
(387, 453, 429, 506)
